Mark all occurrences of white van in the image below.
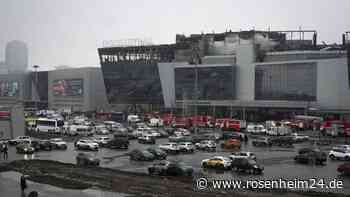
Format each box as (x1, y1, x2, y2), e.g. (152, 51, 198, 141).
(247, 124, 266, 134)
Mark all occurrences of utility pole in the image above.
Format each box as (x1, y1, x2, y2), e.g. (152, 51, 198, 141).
(194, 63, 198, 134)
(191, 45, 201, 135)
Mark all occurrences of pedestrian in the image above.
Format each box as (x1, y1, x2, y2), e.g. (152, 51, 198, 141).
(20, 174, 27, 195)
(3, 143, 8, 160)
(244, 134, 248, 142)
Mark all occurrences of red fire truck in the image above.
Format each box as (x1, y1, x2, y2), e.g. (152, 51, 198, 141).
(220, 119, 247, 131)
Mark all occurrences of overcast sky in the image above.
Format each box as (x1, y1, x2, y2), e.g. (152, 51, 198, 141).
(0, 0, 349, 69)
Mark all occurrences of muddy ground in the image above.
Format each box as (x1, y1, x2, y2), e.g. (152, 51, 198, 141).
(0, 160, 348, 197)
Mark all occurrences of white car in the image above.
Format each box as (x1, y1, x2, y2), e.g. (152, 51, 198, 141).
(159, 143, 179, 153)
(247, 124, 266, 134)
(93, 136, 111, 147)
(143, 129, 161, 138)
(229, 151, 256, 161)
(329, 148, 350, 160)
(174, 128, 191, 136)
(177, 142, 195, 152)
(8, 136, 31, 145)
(332, 145, 350, 151)
(50, 138, 68, 149)
(148, 118, 164, 127)
(291, 133, 309, 142)
(75, 139, 99, 151)
(95, 126, 110, 135)
(195, 140, 216, 150)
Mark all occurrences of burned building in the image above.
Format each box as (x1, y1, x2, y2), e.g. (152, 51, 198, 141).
(98, 30, 350, 120)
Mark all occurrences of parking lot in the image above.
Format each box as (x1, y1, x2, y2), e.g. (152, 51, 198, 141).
(3, 130, 350, 194)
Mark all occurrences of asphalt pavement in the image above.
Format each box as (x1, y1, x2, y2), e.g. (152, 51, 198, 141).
(2, 130, 350, 194)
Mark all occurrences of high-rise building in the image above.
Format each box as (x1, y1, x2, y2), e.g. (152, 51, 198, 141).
(5, 40, 28, 73)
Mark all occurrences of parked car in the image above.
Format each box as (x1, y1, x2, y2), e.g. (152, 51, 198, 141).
(50, 138, 68, 150)
(177, 142, 195, 153)
(159, 143, 179, 154)
(195, 140, 216, 151)
(221, 139, 241, 149)
(332, 145, 350, 151)
(174, 128, 191, 136)
(247, 124, 266, 134)
(329, 148, 350, 160)
(229, 152, 256, 161)
(105, 137, 129, 149)
(269, 136, 294, 147)
(93, 136, 111, 147)
(201, 156, 232, 170)
(157, 129, 169, 138)
(95, 127, 110, 135)
(148, 160, 193, 176)
(231, 158, 264, 174)
(291, 133, 309, 142)
(168, 135, 186, 142)
(138, 135, 156, 144)
(222, 132, 241, 140)
(31, 140, 53, 151)
(16, 143, 35, 154)
(294, 148, 327, 165)
(337, 163, 350, 175)
(9, 136, 31, 145)
(76, 153, 100, 166)
(75, 139, 99, 151)
(191, 134, 216, 144)
(129, 149, 155, 161)
(146, 148, 167, 160)
(252, 137, 272, 147)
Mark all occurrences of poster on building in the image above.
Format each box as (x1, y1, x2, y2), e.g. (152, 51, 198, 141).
(0, 81, 19, 97)
(52, 79, 84, 97)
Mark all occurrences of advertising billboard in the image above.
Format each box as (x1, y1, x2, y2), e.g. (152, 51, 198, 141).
(0, 81, 19, 97)
(52, 79, 83, 97)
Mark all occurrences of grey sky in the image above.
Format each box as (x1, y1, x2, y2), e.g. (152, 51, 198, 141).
(0, 0, 349, 69)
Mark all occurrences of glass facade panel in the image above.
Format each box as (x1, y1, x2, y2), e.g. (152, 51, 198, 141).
(175, 66, 235, 100)
(255, 63, 317, 101)
(101, 62, 163, 104)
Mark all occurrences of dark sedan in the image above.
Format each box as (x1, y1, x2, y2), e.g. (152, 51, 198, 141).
(148, 160, 193, 177)
(146, 148, 167, 160)
(16, 144, 35, 154)
(129, 149, 155, 161)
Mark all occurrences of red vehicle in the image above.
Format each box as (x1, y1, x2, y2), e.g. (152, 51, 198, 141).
(337, 163, 350, 175)
(320, 120, 350, 136)
(190, 115, 214, 128)
(221, 119, 247, 131)
(215, 118, 230, 128)
(161, 113, 175, 126)
(173, 117, 190, 128)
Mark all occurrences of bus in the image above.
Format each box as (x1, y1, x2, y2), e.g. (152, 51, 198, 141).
(36, 118, 65, 133)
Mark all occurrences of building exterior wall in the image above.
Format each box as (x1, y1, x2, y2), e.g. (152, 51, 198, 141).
(316, 58, 350, 111)
(48, 67, 108, 112)
(0, 73, 32, 105)
(157, 51, 350, 113)
(0, 105, 25, 139)
(236, 44, 255, 101)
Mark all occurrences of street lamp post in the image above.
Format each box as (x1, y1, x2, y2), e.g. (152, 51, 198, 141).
(194, 64, 198, 135)
(33, 65, 39, 110)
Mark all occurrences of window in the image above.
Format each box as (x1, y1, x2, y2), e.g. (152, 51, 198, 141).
(101, 62, 163, 104)
(255, 63, 317, 101)
(175, 66, 235, 100)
